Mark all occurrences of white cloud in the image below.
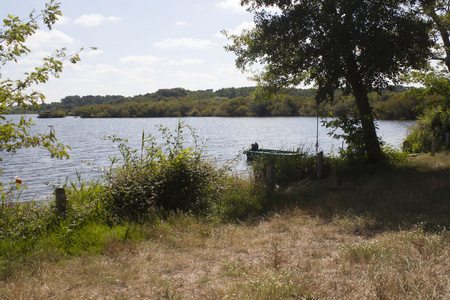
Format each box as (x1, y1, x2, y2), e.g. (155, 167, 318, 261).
(211, 63, 256, 87)
(26, 30, 76, 50)
(167, 58, 203, 65)
(107, 16, 122, 22)
(74, 14, 121, 27)
(127, 66, 158, 74)
(216, 0, 248, 13)
(56, 16, 72, 26)
(154, 38, 215, 49)
(56, 63, 165, 97)
(170, 70, 218, 86)
(218, 21, 254, 38)
(119, 55, 163, 65)
(175, 21, 188, 26)
(69, 63, 123, 76)
(83, 49, 104, 58)
(15, 51, 52, 66)
(74, 14, 104, 27)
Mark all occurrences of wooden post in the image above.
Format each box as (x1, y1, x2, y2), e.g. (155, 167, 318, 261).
(431, 140, 436, 157)
(402, 140, 409, 152)
(317, 151, 323, 179)
(55, 188, 67, 214)
(266, 162, 275, 190)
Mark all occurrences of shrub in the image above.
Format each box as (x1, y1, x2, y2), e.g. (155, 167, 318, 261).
(404, 71, 450, 153)
(102, 121, 226, 223)
(406, 105, 450, 153)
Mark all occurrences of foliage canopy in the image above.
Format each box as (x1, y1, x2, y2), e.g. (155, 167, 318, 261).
(226, 0, 433, 162)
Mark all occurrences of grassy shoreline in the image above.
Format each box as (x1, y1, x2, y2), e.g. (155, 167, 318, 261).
(1, 152, 449, 299)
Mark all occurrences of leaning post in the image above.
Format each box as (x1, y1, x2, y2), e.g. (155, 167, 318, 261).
(402, 140, 409, 152)
(266, 162, 275, 191)
(55, 188, 67, 214)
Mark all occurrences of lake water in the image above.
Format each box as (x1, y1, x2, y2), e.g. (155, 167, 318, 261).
(1, 115, 415, 201)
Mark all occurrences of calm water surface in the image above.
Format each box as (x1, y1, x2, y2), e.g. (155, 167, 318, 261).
(1, 115, 415, 201)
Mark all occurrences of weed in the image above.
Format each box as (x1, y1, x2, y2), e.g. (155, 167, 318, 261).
(268, 241, 284, 269)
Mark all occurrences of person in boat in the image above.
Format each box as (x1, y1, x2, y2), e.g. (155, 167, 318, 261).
(251, 142, 259, 151)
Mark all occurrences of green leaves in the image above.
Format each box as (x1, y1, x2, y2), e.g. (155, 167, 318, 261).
(0, 1, 82, 197)
(226, 0, 434, 163)
(42, 0, 62, 29)
(103, 122, 221, 223)
(405, 71, 450, 152)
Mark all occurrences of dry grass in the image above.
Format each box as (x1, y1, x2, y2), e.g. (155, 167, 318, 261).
(1, 211, 448, 299)
(0, 152, 449, 299)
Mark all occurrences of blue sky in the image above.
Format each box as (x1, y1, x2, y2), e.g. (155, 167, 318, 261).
(1, 0, 257, 102)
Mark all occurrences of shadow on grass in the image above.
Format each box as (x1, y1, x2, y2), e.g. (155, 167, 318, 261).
(270, 152, 450, 234)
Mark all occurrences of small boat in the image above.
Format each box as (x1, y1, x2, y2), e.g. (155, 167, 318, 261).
(244, 143, 299, 161)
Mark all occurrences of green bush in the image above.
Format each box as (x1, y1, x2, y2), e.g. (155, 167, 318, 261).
(406, 105, 450, 153)
(102, 122, 226, 223)
(404, 71, 450, 153)
(405, 125, 434, 153)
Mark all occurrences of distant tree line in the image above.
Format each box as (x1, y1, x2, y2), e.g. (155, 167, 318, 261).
(27, 86, 423, 120)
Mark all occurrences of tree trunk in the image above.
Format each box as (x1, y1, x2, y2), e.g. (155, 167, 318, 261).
(428, 8, 450, 72)
(344, 56, 383, 163)
(352, 82, 383, 163)
(436, 21, 450, 72)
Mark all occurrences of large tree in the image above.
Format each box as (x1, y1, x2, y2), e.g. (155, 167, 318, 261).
(226, 0, 433, 162)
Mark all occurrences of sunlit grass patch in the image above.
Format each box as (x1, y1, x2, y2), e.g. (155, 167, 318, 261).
(341, 240, 390, 263)
(222, 261, 250, 278)
(223, 269, 316, 300)
(338, 227, 449, 299)
(393, 224, 449, 260)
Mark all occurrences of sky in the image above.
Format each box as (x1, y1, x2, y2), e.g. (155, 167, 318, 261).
(1, 0, 259, 102)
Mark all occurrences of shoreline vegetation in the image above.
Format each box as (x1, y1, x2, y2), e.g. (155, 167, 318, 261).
(1, 121, 448, 299)
(8, 86, 421, 120)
